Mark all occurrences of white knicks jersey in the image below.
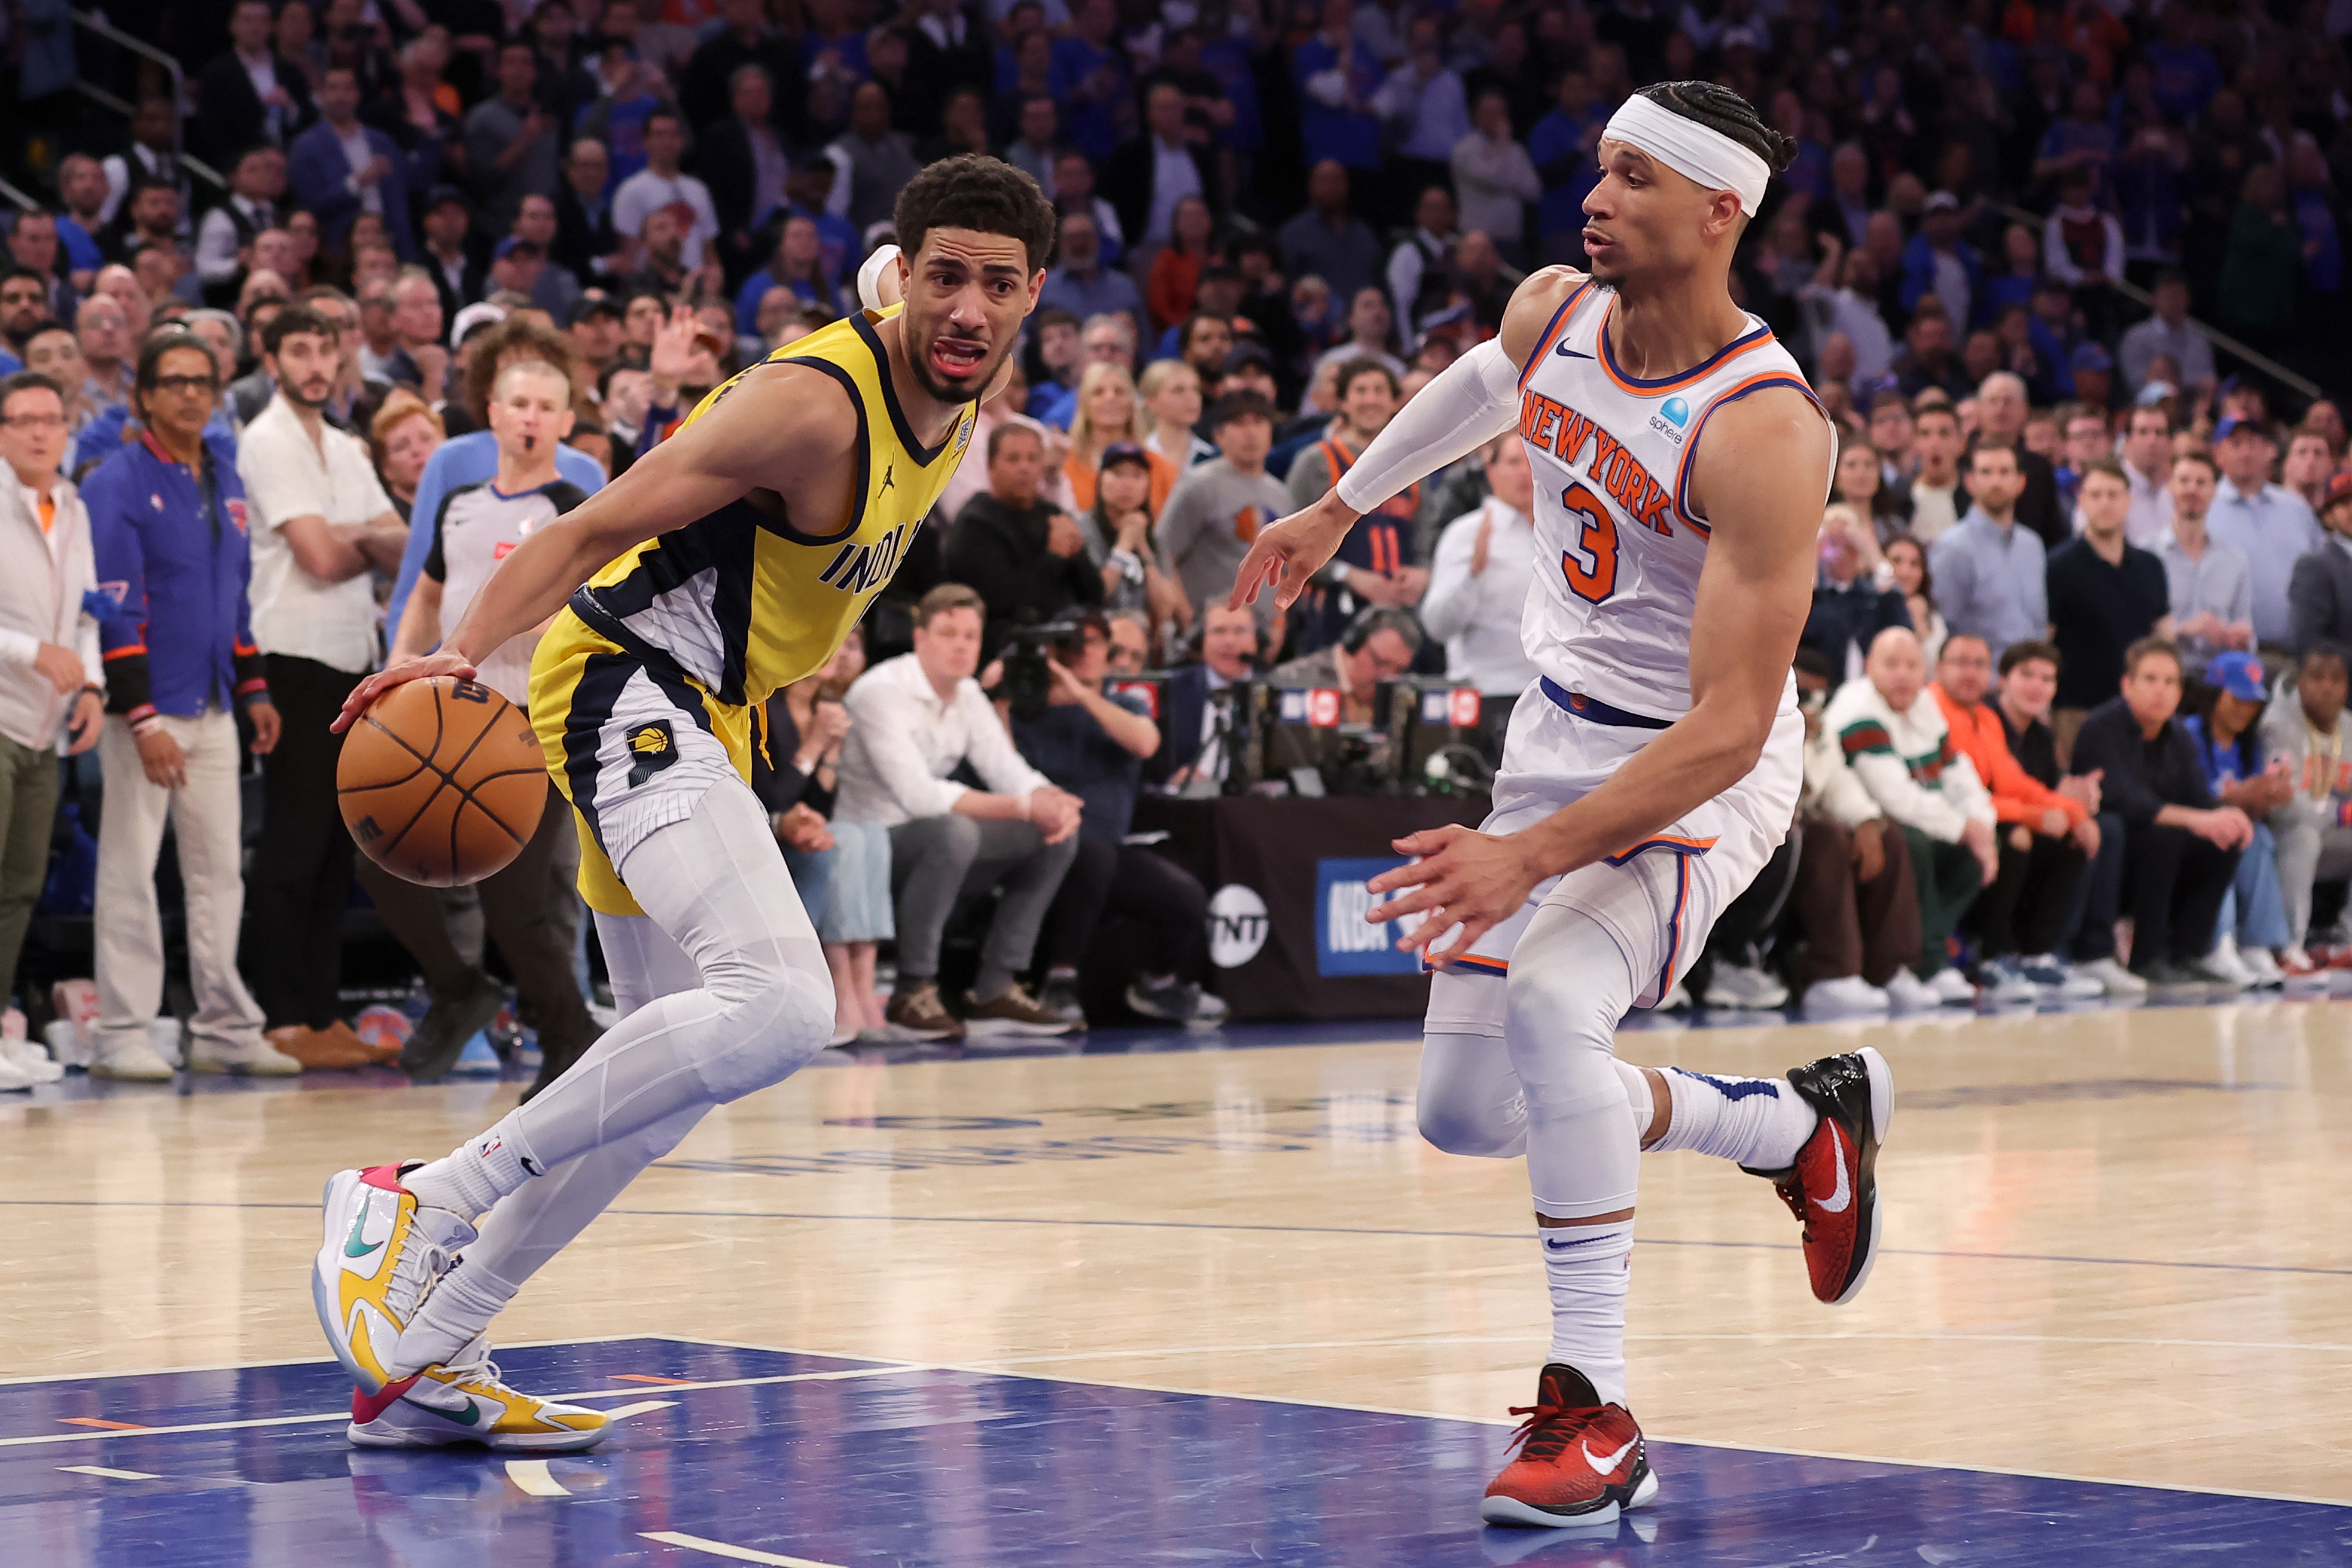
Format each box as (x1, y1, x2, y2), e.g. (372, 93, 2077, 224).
(1513, 280, 1830, 721)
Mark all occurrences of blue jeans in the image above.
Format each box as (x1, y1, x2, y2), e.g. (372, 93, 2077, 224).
(2217, 823, 2292, 950)
(782, 842, 837, 934)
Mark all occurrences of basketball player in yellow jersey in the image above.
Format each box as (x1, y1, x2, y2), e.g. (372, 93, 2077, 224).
(302, 158, 1059, 1453)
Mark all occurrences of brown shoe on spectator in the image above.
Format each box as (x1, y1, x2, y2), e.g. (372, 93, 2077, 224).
(267, 1025, 374, 1072)
(883, 983, 964, 1041)
(322, 1018, 398, 1065)
(961, 983, 1078, 1038)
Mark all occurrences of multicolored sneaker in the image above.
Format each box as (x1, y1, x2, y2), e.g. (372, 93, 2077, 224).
(1479, 1363, 1659, 1528)
(1742, 1046, 1893, 1306)
(312, 1164, 477, 1395)
(347, 1336, 608, 1452)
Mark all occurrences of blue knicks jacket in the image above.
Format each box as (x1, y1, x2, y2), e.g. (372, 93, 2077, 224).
(80, 432, 269, 724)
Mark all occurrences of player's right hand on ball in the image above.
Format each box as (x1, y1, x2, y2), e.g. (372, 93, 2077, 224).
(1229, 493, 1357, 613)
(330, 651, 479, 734)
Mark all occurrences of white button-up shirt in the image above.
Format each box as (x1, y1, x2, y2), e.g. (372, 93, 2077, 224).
(834, 652, 1054, 827)
(2207, 478, 2323, 646)
(237, 396, 395, 675)
(1420, 495, 1538, 696)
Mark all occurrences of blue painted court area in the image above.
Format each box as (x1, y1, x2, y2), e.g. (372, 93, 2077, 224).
(5, 1338, 2346, 1567)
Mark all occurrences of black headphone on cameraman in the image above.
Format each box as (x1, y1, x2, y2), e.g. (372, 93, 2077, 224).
(1341, 606, 1421, 656)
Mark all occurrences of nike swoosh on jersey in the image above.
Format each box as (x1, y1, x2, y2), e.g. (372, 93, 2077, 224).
(1814, 1124, 1853, 1213)
(1582, 1435, 1638, 1474)
(1555, 344, 1595, 358)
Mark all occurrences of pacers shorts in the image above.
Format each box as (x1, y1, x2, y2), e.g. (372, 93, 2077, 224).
(1424, 675, 1802, 1031)
(529, 609, 752, 917)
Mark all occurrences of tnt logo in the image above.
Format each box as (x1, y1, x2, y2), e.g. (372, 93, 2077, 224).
(1207, 884, 1269, 968)
(1305, 688, 1342, 727)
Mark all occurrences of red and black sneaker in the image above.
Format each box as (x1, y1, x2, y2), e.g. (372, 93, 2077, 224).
(1479, 1363, 1660, 1529)
(1742, 1045, 1893, 1305)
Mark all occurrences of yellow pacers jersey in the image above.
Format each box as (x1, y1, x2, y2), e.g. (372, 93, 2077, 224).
(531, 304, 974, 912)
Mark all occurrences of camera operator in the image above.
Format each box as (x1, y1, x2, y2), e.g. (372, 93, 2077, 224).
(1015, 614, 1222, 1026)
(943, 422, 1104, 664)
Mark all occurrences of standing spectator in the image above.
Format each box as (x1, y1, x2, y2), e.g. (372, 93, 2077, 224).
(1050, 0, 1135, 165)
(195, 0, 316, 164)
(1900, 191, 1980, 335)
(1384, 187, 1461, 335)
(0, 372, 104, 1048)
(2218, 165, 2299, 353)
(2117, 271, 2216, 402)
(1823, 626, 1997, 1002)
(831, 84, 922, 236)
(944, 422, 1105, 663)
(2046, 461, 2170, 737)
(2068, 639, 2252, 985)
(2153, 447, 2254, 677)
(374, 359, 596, 1097)
(419, 187, 486, 322)
(1422, 434, 1538, 701)
(552, 139, 623, 286)
(1527, 67, 1605, 265)
(1276, 162, 1383, 307)
(234, 307, 407, 1067)
(1284, 358, 1423, 651)
(700, 66, 794, 283)
(1930, 634, 2101, 1001)
(1973, 373, 2066, 546)
(613, 109, 721, 277)
(2118, 403, 2175, 547)
(2289, 473, 2352, 657)
(1015, 615, 1218, 1024)
(1928, 441, 2047, 659)
(1144, 199, 1219, 338)
(1805, 504, 1911, 679)
(290, 68, 413, 261)
(2281, 428, 2336, 518)
(463, 41, 560, 241)
(2208, 417, 2324, 649)
(1787, 649, 1925, 1015)
(74, 294, 133, 416)
(2262, 641, 2352, 961)
(81, 332, 292, 1080)
(1291, 0, 1382, 181)
(682, 0, 802, 138)
(193, 147, 290, 307)
(1156, 391, 1291, 634)
(835, 584, 1084, 1041)
(1370, 16, 1469, 209)
(1451, 91, 1541, 266)
(1109, 84, 1220, 255)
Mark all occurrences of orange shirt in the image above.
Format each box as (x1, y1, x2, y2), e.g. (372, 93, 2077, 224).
(1065, 447, 1178, 517)
(1931, 683, 2087, 828)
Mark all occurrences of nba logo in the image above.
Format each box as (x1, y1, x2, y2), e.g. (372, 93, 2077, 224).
(1448, 688, 1482, 728)
(1305, 688, 1342, 727)
(226, 499, 249, 533)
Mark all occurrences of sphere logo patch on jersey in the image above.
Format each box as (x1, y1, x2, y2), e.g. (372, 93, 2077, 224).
(1520, 391, 1677, 534)
(624, 720, 678, 787)
(1651, 396, 1692, 444)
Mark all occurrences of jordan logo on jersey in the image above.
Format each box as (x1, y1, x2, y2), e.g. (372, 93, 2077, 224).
(815, 521, 913, 597)
(1519, 390, 1676, 535)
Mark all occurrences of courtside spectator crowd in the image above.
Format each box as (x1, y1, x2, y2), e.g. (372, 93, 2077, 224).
(2, 0, 2351, 1086)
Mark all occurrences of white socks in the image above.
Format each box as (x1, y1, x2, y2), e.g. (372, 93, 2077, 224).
(404, 1111, 542, 1222)
(1646, 1067, 1817, 1171)
(1541, 1218, 1635, 1407)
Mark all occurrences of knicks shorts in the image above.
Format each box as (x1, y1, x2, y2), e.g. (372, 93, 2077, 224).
(1424, 676, 1802, 1032)
(530, 611, 754, 917)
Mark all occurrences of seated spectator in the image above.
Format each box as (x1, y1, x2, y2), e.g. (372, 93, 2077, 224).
(2208, 417, 2323, 649)
(1422, 433, 1539, 703)
(2181, 652, 2298, 984)
(2153, 449, 2254, 674)
(1823, 627, 1998, 1001)
(1015, 614, 1221, 1026)
(2262, 641, 2352, 962)
(1284, 357, 1427, 653)
(1269, 605, 1422, 727)
(1154, 602, 1261, 791)
(732, 216, 837, 338)
(1077, 443, 1189, 633)
(834, 584, 1085, 1041)
(1145, 196, 1218, 335)
(1882, 533, 1946, 664)
(1310, 286, 1407, 382)
(1037, 209, 1144, 327)
(2288, 472, 2352, 657)
(1062, 360, 1177, 515)
(1804, 503, 1910, 679)
(1138, 358, 1215, 469)
(1156, 392, 1292, 637)
(1931, 633, 2103, 1000)
(374, 359, 596, 1098)
(2047, 460, 2169, 741)
(943, 422, 1105, 664)
(1928, 440, 2046, 658)
(2068, 638, 2253, 986)
(1787, 649, 1924, 1015)
(1833, 428, 1911, 538)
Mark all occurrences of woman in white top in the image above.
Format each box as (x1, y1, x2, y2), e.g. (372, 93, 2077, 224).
(1137, 358, 1215, 469)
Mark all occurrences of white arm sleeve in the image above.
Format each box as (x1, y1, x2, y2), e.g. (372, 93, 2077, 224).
(1333, 337, 1522, 515)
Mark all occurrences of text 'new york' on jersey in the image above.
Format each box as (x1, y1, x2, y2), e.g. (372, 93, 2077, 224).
(1512, 280, 1829, 723)
(566, 306, 975, 713)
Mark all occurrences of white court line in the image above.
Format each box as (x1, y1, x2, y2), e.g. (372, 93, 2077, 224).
(601, 1400, 682, 1420)
(640, 1530, 844, 1567)
(57, 1465, 162, 1481)
(505, 1460, 569, 1497)
(0, 1365, 927, 1450)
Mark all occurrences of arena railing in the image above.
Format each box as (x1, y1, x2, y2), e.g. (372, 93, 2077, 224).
(71, 10, 226, 193)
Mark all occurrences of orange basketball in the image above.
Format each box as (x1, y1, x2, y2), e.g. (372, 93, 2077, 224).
(338, 676, 549, 887)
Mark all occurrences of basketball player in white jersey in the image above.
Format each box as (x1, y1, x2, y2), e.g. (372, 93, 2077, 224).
(1235, 82, 1896, 1528)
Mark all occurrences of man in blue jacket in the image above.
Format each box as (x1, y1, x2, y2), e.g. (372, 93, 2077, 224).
(289, 68, 415, 261)
(81, 331, 292, 1076)
(1899, 191, 1982, 330)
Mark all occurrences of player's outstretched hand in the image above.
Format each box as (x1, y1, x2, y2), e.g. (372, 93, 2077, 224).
(1365, 823, 1541, 969)
(331, 651, 479, 734)
(1229, 492, 1357, 613)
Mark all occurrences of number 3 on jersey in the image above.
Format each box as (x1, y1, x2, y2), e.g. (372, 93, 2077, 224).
(1558, 481, 1618, 603)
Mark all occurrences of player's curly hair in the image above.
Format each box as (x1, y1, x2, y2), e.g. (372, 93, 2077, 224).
(892, 154, 1061, 274)
(1638, 81, 1798, 176)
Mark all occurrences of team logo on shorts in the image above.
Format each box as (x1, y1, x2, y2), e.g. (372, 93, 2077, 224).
(624, 720, 678, 786)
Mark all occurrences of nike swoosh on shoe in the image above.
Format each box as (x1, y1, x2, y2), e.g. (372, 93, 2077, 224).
(1580, 1435, 1638, 1474)
(1813, 1124, 1853, 1213)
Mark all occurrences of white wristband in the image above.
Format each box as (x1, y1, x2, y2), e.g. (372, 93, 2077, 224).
(1333, 337, 1522, 514)
(857, 244, 902, 311)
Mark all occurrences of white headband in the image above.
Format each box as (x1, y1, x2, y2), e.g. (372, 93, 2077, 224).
(1601, 94, 1771, 217)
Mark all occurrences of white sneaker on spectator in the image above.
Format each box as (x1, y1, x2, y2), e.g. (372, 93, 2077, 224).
(2238, 945, 2285, 987)
(2017, 954, 2105, 999)
(1655, 981, 1693, 1011)
(2073, 956, 2148, 996)
(2204, 936, 2255, 989)
(1882, 969, 1940, 1012)
(187, 1034, 302, 1076)
(2, 1037, 63, 1084)
(1703, 963, 1789, 1010)
(90, 1037, 177, 1081)
(1800, 975, 1890, 1017)
(1925, 967, 1977, 1005)
(1974, 957, 2041, 1004)
(0, 1050, 32, 1091)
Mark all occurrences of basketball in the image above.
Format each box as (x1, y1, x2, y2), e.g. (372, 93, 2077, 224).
(337, 676, 548, 887)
